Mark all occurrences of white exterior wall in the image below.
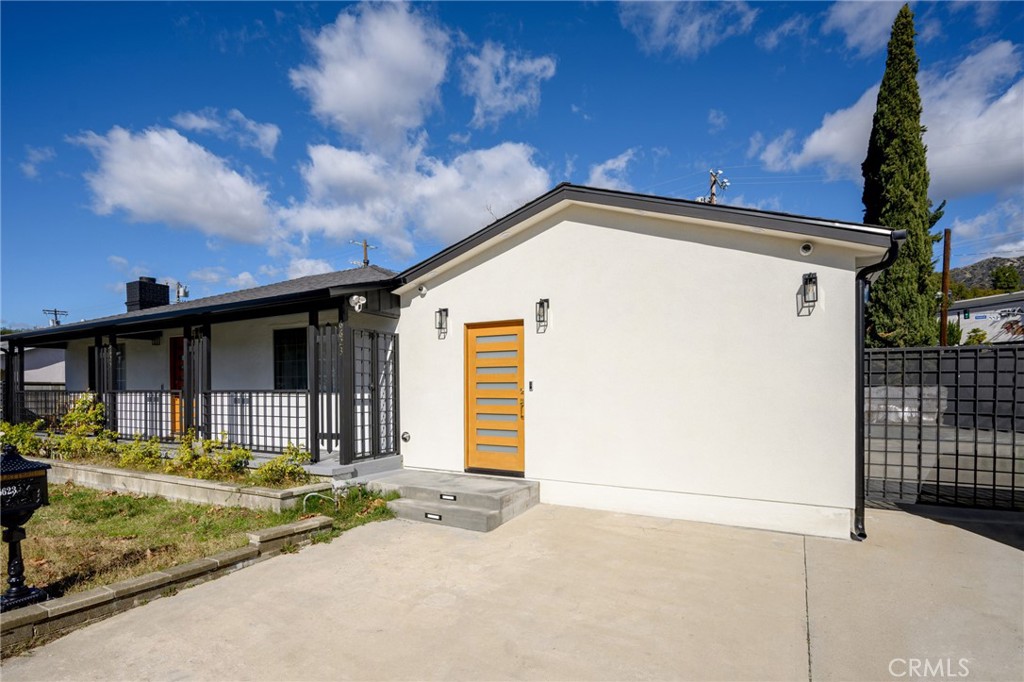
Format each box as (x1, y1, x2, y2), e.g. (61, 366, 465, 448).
(23, 348, 65, 384)
(65, 340, 91, 391)
(397, 205, 886, 539)
(946, 293, 1024, 344)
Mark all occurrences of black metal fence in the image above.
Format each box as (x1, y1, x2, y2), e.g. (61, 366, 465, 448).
(865, 345, 1022, 510)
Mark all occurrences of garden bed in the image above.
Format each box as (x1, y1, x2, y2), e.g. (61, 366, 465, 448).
(38, 458, 334, 512)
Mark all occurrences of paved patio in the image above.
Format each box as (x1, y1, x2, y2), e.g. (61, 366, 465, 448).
(2, 505, 1021, 681)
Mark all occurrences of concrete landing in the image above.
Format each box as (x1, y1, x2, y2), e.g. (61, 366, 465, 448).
(368, 469, 539, 531)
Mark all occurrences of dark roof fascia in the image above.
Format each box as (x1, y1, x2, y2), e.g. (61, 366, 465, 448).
(948, 291, 1024, 310)
(399, 183, 893, 284)
(3, 280, 399, 345)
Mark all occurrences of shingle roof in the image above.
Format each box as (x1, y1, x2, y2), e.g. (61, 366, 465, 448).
(5, 265, 397, 343)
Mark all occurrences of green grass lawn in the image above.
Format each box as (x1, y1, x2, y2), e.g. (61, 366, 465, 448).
(1, 482, 395, 599)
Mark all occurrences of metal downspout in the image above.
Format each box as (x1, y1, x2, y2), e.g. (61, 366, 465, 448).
(853, 229, 907, 540)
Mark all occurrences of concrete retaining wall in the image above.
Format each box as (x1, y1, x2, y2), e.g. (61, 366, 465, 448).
(0, 515, 333, 655)
(36, 458, 333, 512)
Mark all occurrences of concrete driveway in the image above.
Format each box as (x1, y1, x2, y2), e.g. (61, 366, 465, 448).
(2, 505, 1021, 681)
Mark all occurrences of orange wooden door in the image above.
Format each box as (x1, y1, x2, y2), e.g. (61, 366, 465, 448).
(465, 321, 525, 474)
(170, 336, 184, 435)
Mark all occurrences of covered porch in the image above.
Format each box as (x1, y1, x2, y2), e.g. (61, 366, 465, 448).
(2, 269, 402, 468)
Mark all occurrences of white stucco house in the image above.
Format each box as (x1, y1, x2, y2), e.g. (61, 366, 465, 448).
(3, 184, 904, 539)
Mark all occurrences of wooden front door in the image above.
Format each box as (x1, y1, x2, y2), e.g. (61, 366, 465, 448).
(170, 336, 184, 435)
(465, 321, 525, 475)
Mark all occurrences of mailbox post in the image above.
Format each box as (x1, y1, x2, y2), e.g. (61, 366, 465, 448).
(0, 442, 51, 612)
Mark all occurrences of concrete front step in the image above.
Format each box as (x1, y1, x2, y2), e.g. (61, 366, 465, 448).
(368, 469, 539, 532)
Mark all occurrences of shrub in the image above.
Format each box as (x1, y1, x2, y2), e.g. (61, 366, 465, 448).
(117, 436, 164, 471)
(49, 394, 118, 462)
(0, 420, 45, 457)
(164, 430, 251, 481)
(964, 328, 988, 346)
(251, 443, 311, 487)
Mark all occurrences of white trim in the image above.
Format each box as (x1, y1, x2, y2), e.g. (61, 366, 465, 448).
(537, 478, 854, 540)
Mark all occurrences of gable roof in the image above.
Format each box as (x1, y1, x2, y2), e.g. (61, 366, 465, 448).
(948, 290, 1024, 311)
(397, 183, 894, 290)
(5, 265, 398, 344)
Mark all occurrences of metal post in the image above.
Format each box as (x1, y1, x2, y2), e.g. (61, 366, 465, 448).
(307, 310, 320, 463)
(202, 323, 212, 439)
(940, 228, 951, 346)
(107, 334, 118, 432)
(339, 307, 354, 465)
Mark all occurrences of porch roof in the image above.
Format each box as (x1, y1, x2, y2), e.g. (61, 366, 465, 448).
(4, 265, 398, 346)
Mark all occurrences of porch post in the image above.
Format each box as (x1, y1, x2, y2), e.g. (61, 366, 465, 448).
(201, 323, 212, 440)
(1, 346, 12, 422)
(182, 324, 193, 434)
(306, 310, 320, 463)
(339, 306, 354, 465)
(107, 333, 118, 432)
(92, 334, 105, 413)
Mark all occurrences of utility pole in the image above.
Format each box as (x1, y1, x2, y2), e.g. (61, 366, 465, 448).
(42, 308, 67, 327)
(940, 228, 951, 346)
(350, 239, 377, 267)
(708, 169, 730, 205)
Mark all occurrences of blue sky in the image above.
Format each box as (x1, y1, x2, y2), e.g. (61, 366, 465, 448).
(2, 1, 1022, 329)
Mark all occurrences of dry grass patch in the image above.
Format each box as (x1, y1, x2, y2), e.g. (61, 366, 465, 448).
(1, 482, 395, 599)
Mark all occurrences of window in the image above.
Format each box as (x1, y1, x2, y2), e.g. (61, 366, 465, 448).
(274, 328, 307, 390)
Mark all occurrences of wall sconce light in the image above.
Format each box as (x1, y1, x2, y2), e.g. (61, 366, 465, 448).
(802, 273, 818, 304)
(435, 308, 448, 337)
(535, 298, 549, 331)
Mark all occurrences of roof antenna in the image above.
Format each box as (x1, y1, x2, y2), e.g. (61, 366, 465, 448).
(349, 239, 377, 267)
(697, 169, 730, 204)
(42, 308, 67, 327)
(175, 282, 190, 303)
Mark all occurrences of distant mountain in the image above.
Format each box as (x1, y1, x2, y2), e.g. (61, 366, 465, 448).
(949, 256, 1024, 290)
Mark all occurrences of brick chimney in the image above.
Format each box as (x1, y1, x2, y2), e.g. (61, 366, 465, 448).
(126, 277, 170, 312)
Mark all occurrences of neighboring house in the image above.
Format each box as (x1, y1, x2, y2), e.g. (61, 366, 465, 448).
(946, 291, 1024, 344)
(2, 183, 904, 539)
(0, 341, 65, 386)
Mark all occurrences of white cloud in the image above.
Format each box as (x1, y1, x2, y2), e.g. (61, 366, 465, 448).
(707, 108, 727, 134)
(822, 1, 902, 57)
(72, 126, 277, 243)
(619, 1, 758, 59)
(228, 271, 259, 289)
(754, 41, 1024, 198)
(171, 108, 281, 158)
(107, 255, 129, 270)
(948, 198, 1024, 262)
(587, 148, 637, 191)
(287, 257, 334, 280)
(289, 2, 449, 149)
(189, 266, 227, 284)
(756, 14, 811, 51)
(726, 194, 783, 212)
(283, 140, 551, 254)
(258, 264, 281, 278)
(746, 132, 765, 159)
(20, 145, 56, 179)
(950, 0, 1000, 28)
(461, 42, 556, 128)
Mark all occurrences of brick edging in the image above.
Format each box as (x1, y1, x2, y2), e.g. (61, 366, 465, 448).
(0, 515, 333, 655)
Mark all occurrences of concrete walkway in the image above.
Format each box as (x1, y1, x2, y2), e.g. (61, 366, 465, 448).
(2, 506, 1021, 681)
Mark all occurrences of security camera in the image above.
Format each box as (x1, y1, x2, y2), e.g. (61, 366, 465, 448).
(349, 295, 367, 313)
(800, 242, 814, 256)
(417, 284, 428, 296)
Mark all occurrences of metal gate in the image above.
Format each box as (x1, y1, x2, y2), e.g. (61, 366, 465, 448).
(864, 345, 1022, 510)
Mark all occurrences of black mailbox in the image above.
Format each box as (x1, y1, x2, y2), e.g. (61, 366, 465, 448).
(0, 442, 51, 612)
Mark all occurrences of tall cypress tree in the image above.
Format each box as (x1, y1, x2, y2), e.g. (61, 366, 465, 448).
(862, 4, 940, 348)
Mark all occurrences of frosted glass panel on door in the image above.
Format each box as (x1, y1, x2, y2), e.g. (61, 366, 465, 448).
(476, 366, 517, 374)
(477, 382, 517, 390)
(477, 398, 517, 405)
(477, 413, 516, 421)
(477, 334, 517, 343)
(477, 429, 518, 438)
(477, 444, 518, 453)
(476, 351, 517, 359)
